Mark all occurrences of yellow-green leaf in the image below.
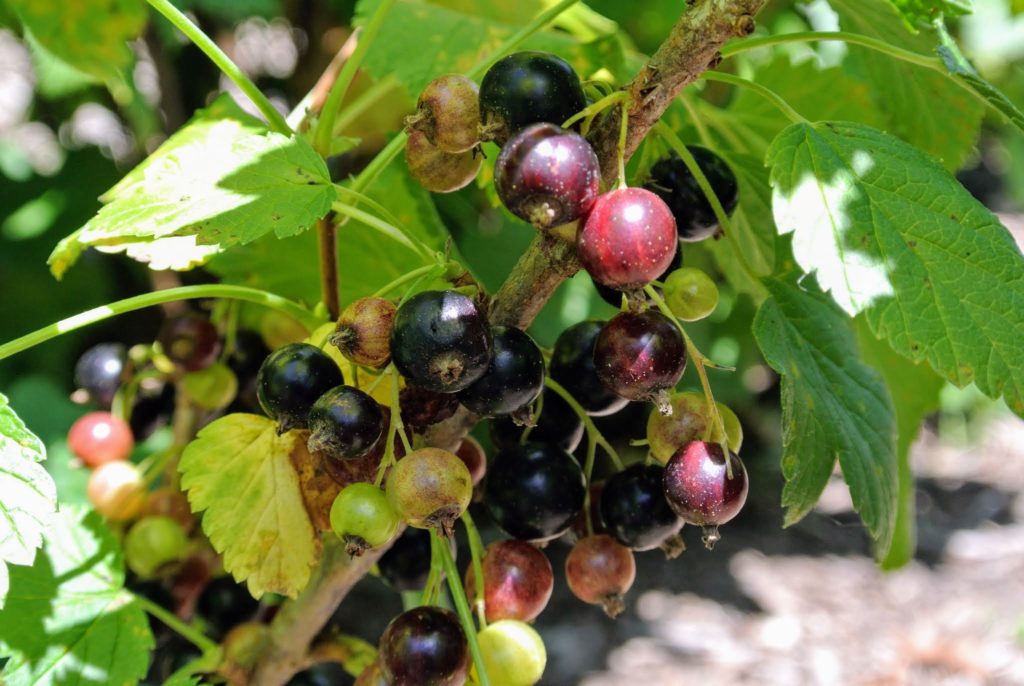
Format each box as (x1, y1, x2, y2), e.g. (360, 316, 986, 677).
(180, 414, 320, 598)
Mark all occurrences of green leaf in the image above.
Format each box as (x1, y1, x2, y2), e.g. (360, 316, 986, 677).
(856, 319, 944, 568)
(829, 0, 984, 169)
(752, 279, 898, 549)
(935, 25, 1024, 136)
(180, 413, 321, 598)
(49, 95, 336, 279)
(767, 120, 1024, 417)
(887, 0, 973, 28)
(0, 392, 57, 608)
(0, 507, 153, 686)
(4, 0, 145, 84)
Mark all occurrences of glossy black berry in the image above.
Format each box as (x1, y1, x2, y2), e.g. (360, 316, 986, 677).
(379, 606, 469, 686)
(390, 290, 493, 394)
(197, 576, 260, 639)
(287, 662, 350, 686)
(600, 464, 682, 551)
(495, 123, 600, 229)
(550, 321, 629, 417)
(593, 310, 687, 407)
(157, 313, 222, 372)
(490, 387, 585, 453)
(74, 343, 128, 406)
(458, 326, 544, 417)
(226, 330, 271, 414)
(378, 527, 433, 592)
(479, 51, 587, 144)
(307, 385, 385, 460)
(256, 343, 344, 432)
(644, 147, 739, 242)
(484, 442, 586, 542)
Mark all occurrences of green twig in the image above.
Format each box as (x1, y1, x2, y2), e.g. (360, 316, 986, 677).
(720, 30, 942, 70)
(145, 0, 290, 135)
(133, 592, 217, 653)
(313, 0, 399, 155)
(434, 531, 491, 686)
(461, 510, 488, 629)
(0, 285, 320, 361)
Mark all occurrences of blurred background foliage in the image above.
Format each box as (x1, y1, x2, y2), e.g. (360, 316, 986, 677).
(0, 0, 1021, 508)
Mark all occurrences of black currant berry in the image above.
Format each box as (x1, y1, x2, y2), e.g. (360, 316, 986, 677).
(663, 441, 748, 546)
(550, 321, 629, 417)
(479, 51, 587, 144)
(577, 187, 679, 290)
(495, 123, 600, 229)
(378, 527, 433, 592)
(227, 330, 271, 414)
(256, 343, 344, 432)
(457, 326, 544, 418)
(600, 464, 682, 551)
(390, 290, 493, 394)
(407, 74, 480, 153)
(197, 576, 260, 639)
(593, 245, 681, 309)
(379, 606, 469, 686)
(307, 385, 386, 460)
(489, 387, 585, 453)
(74, 342, 128, 406)
(484, 442, 586, 542)
(330, 296, 397, 369)
(405, 129, 482, 193)
(157, 313, 222, 372)
(593, 310, 686, 408)
(645, 147, 738, 242)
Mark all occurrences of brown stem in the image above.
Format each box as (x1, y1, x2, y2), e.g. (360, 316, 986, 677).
(317, 213, 340, 320)
(251, 2, 766, 682)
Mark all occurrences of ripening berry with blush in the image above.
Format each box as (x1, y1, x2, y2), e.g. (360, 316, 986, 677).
(593, 310, 687, 408)
(68, 411, 134, 467)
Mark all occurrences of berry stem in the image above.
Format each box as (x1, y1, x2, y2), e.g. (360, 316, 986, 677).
(391, 371, 413, 455)
(616, 100, 629, 189)
(460, 510, 488, 629)
(372, 264, 444, 299)
(544, 378, 624, 471)
(561, 90, 629, 132)
(467, 0, 583, 78)
(644, 285, 733, 477)
(331, 200, 436, 261)
(421, 537, 444, 606)
(144, 0, 290, 136)
(0, 285, 320, 362)
(132, 591, 217, 654)
(583, 436, 598, 537)
(701, 71, 806, 124)
(312, 0, 398, 156)
(433, 530, 492, 686)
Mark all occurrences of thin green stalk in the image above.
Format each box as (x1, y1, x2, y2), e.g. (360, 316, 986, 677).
(702, 71, 807, 124)
(332, 74, 399, 136)
(0, 285, 320, 361)
(331, 201, 435, 260)
(544, 378, 624, 471)
(677, 93, 715, 149)
(145, 0, 290, 135)
(467, 0, 582, 79)
(562, 90, 628, 131)
(313, 0, 399, 155)
(461, 510, 488, 629)
(721, 30, 942, 70)
(434, 531, 491, 686)
(133, 592, 217, 653)
(421, 535, 444, 606)
(616, 100, 629, 189)
(582, 436, 598, 536)
(391, 372, 413, 455)
(372, 264, 443, 298)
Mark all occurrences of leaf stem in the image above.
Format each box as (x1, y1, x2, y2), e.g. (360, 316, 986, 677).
(373, 264, 444, 298)
(720, 30, 942, 70)
(434, 530, 491, 686)
(313, 0, 399, 155)
(0, 285, 321, 361)
(145, 0, 291, 135)
(544, 378, 624, 471)
(701, 71, 807, 124)
(460, 510, 488, 629)
(317, 215, 340, 320)
(133, 592, 217, 653)
(331, 201, 435, 260)
(616, 100, 629, 189)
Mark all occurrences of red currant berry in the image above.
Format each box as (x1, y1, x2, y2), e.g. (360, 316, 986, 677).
(495, 123, 599, 229)
(87, 461, 146, 521)
(379, 606, 469, 686)
(479, 51, 586, 145)
(466, 539, 554, 623)
(565, 534, 636, 618)
(390, 290, 493, 394)
(74, 342, 128, 406)
(405, 129, 482, 193)
(549, 321, 628, 417)
(592, 246, 681, 309)
(330, 297, 397, 369)
(645, 146, 738, 242)
(593, 310, 686, 408)
(600, 464, 682, 551)
(663, 441, 748, 544)
(484, 442, 585, 542)
(577, 187, 678, 290)
(68, 411, 134, 467)
(307, 385, 386, 460)
(256, 343, 344, 433)
(457, 326, 544, 418)
(386, 448, 472, 537)
(157, 313, 222, 372)
(408, 74, 480, 153)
